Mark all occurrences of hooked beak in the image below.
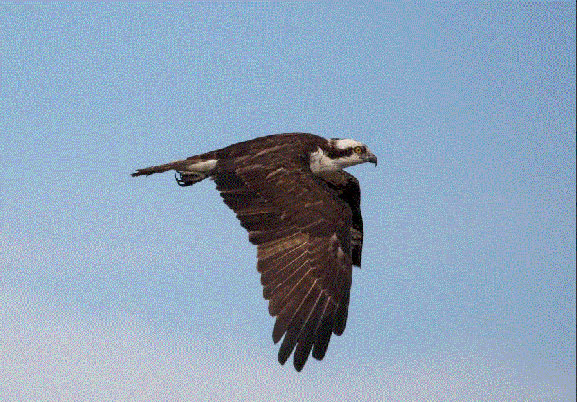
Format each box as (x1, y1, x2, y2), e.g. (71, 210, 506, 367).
(366, 152, 378, 166)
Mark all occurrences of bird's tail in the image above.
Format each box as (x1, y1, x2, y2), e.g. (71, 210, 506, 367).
(132, 156, 218, 187)
(131, 159, 190, 177)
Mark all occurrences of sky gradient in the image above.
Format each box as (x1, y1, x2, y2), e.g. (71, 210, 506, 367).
(1, 3, 575, 400)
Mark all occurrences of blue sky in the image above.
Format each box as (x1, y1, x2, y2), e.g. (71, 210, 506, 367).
(1, 3, 575, 400)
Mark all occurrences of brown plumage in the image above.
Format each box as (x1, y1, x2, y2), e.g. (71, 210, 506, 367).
(132, 133, 375, 371)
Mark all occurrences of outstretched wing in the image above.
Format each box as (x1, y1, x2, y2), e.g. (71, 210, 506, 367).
(212, 140, 355, 371)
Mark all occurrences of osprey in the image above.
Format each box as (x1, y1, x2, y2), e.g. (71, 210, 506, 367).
(132, 133, 377, 371)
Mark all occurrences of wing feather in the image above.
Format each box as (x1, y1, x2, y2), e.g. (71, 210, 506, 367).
(265, 257, 310, 312)
(311, 306, 335, 360)
(262, 251, 308, 298)
(292, 290, 326, 370)
(272, 278, 314, 343)
(277, 285, 321, 368)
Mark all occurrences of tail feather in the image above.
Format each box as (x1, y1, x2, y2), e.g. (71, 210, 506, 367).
(132, 155, 217, 189)
(131, 160, 189, 177)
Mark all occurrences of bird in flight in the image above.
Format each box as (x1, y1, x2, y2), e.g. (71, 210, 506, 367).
(132, 133, 377, 371)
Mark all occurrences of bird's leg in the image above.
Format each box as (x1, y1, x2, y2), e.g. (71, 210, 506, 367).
(175, 171, 206, 187)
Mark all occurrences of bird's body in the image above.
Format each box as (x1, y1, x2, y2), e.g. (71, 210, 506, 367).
(132, 133, 376, 371)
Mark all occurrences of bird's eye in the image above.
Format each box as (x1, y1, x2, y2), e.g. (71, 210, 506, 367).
(354, 146, 363, 154)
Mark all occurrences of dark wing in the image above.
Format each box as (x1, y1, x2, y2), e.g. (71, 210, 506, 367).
(319, 171, 363, 267)
(212, 141, 354, 371)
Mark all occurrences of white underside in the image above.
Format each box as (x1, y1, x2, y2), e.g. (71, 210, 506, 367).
(185, 159, 217, 173)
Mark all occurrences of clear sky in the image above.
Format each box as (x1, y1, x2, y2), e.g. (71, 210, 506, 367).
(1, 3, 575, 400)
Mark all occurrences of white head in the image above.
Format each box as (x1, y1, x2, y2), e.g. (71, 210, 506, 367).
(309, 138, 378, 173)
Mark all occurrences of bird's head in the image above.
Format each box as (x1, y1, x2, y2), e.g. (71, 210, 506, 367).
(310, 138, 378, 173)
